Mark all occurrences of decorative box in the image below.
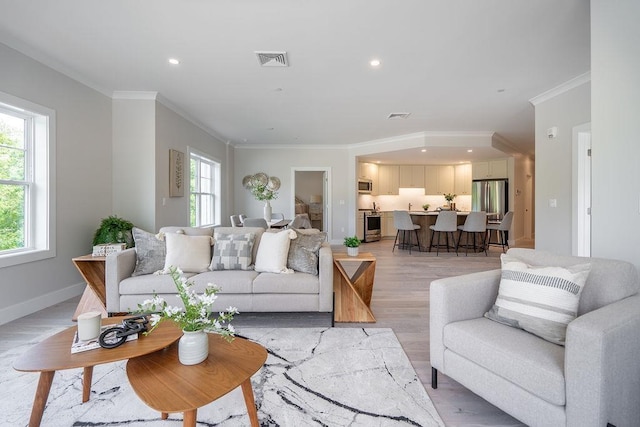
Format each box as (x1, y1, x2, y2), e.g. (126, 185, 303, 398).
(92, 243, 126, 257)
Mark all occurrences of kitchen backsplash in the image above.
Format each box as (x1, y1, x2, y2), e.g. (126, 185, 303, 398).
(358, 188, 472, 212)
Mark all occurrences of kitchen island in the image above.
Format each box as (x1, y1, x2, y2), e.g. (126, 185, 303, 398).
(408, 211, 469, 251)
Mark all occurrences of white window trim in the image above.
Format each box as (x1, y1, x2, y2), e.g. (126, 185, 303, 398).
(189, 147, 221, 227)
(0, 91, 56, 268)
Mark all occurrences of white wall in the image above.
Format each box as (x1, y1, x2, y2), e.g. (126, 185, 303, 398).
(155, 102, 229, 229)
(234, 147, 350, 242)
(112, 97, 156, 231)
(533, 82, 590, 254)
(0, 43, 112, 323)
(591, 0, 640, 266)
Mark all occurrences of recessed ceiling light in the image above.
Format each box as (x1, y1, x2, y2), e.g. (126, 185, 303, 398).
(467, 149, 473, 153)
(168, 58, 180, 65)
(421, 149, 427, 153)
(370, 59, 381, 67)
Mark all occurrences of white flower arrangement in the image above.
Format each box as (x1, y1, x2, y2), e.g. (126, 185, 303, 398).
(136, 266, 238, 341)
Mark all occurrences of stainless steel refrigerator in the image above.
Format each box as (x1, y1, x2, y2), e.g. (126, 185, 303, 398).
(471, 179, 508, 220)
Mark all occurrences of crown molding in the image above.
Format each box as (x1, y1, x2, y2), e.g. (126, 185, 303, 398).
(112, 91, 158, 100)
(529, 71, 591, 106)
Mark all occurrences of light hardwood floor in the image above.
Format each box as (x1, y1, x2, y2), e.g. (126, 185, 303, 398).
(0, 238, 530, 426)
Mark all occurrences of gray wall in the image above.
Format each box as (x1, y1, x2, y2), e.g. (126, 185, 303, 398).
(534, 82, 590, 254)
(591, 0, 640, 266)
(0, 43, 112, 323)
(234, 147, 350, 241)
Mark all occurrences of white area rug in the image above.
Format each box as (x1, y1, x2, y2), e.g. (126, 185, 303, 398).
(1, 327, 444, 426)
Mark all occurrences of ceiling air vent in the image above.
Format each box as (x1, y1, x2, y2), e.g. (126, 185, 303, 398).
(255, 51, 289, 67)
(387, 112, 411, 119)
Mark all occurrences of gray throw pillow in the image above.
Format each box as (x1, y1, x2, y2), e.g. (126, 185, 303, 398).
(210, 232, 256, 271)
(131, 227, 166, 276)
(287, 230, 327, 275)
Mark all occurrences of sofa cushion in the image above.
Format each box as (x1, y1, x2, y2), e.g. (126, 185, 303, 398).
(159, 226, 214, 237)
(484, 253, 590, 345)
(255, 229, 296, 274)
(163, 233, 213, 273)
(131, 227, 166, 276)
(444, 317, 566, 406)
(252, 271, 320, 293)
(507, 248, 640, 316)
(119, 272, 195, 296)
(210, 232, 256, 271)
(190, 271, 258, 294)
(287, 230, 327, 275)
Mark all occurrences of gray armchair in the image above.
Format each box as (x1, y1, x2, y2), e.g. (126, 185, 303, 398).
(430, 248, 640, 427)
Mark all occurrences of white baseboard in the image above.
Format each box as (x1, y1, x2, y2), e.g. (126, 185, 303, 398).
(0, 282, 85, 326)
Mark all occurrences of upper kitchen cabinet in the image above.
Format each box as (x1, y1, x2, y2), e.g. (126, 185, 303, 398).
(399, 165, 425, 189)
(454, 164, 472, 195)
(377, 165, 399, 195)
(358, 162, 379, 195)
(424, 165, 454, 195)
(472, 159, 508, 180)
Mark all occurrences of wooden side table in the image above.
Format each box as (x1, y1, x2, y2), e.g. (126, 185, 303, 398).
(126, 335, 267, 427)
(72, 255, 108, 320)
(332, 252, 376, 322)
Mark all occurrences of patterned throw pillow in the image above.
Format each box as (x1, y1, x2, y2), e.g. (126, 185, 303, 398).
(131, 227, 166, 276)
(484, 254, 591, 345)
(287, 230, 327, 275)
(210, 232, 256, 271)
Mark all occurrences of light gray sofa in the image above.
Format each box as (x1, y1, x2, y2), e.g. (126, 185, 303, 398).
(430, 248, 640, 427)
(105, 226, 333, 315)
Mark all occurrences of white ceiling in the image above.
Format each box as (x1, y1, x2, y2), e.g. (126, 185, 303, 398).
(0, 0, 590, 163)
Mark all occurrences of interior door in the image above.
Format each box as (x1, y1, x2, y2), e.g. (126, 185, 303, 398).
(572, 123, 591, 256)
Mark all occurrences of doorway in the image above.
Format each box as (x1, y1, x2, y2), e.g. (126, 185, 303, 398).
(291, 167, 331, 235)
(572, 123, 591, 257)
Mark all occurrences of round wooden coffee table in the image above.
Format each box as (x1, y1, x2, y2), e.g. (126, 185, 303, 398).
(13, 317, 182, 427)
(126, 334, 267, 427)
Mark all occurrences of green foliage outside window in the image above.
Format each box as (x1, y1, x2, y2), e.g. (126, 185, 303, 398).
(0, 117, 26, 251)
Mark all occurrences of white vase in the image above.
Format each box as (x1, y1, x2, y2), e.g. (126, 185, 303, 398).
(347, 246, 359, 257)
(178, 330, 209, 365)
(263, 200, 272, 222)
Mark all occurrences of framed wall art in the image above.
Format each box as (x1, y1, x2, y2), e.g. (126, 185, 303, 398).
(169, 149, 185, 197)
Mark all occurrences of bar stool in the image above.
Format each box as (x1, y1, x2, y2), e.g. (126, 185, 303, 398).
(428, 211, 458, 255)
(486, 211, 513, 253)
(392, 210, 421, 254)
(230, 215, 243, 227)
(456, 211, 487, 256)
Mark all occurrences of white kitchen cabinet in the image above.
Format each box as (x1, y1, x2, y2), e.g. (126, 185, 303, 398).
(399, 165, 425, 189)
(358, 162, 379, 196)
(454, 164, 472, 195)
(356, 215, 364, 240)
(381, 212, 396, 237)
(377, 165, 399, 195)
(472, 159, 508, 180)
(424, 165, 454, 195)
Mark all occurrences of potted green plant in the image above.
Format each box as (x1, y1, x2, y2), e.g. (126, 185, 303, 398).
(92, 215, 135, 249)
(422, 203, 430, 211)
(344, 236, 361, 256)
(444, 193, 456, 209)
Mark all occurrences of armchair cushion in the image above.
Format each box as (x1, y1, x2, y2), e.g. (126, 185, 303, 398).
(484, 253, 590, 345)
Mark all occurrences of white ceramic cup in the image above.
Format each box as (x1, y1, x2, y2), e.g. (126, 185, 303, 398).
(77, 311, 102, 341)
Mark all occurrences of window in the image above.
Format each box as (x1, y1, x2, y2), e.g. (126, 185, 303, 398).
(0, 92, 55, 268)
(190, 149, 220, 227)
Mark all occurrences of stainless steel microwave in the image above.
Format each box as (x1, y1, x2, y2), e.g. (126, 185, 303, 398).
(358, 179, 373, 194)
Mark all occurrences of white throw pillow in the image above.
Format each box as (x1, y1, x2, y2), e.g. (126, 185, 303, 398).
(163, 233, 213, 273)
(484, 253, 591, 345)
(254, 229, 297, 274)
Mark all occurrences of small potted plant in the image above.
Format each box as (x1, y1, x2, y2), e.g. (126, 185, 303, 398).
(344, 236, 361, 257)
(422, 203, 430, 211)
(444, 193, 456, 209)
(92, 215, 135, 248)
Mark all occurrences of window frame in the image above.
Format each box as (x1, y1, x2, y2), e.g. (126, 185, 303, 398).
(0, 91, 56, 268)
(189, 148, 220, 227)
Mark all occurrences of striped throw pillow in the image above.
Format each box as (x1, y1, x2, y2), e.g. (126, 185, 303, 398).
(484, 254, 591, 345)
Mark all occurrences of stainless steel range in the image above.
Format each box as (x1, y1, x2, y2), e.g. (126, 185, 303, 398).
(363, 211, 381, 242)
